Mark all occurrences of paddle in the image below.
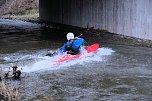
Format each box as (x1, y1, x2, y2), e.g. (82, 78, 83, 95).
(45, 52, 56, 56)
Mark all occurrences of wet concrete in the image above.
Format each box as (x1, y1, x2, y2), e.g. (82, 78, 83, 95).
(0, 18, 152, 101)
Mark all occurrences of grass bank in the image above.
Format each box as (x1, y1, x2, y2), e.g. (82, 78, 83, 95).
(0, 0, 39, 20)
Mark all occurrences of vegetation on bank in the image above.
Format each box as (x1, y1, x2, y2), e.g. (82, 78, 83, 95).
(0, 0, 39, 19)
(0, 81, 20, 101)
(0, 72, 20, 101)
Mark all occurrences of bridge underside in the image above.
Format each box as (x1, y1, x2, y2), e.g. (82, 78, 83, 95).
(39, 0, 152, 40)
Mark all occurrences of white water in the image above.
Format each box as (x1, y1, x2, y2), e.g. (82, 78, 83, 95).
(0, 18, 44, 30)
(2, 47, 114, 73)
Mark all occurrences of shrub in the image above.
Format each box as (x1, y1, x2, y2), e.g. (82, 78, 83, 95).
(0, 71, 20, 101)
(0, 81, 20, 101)
(0, 0, 39, 16)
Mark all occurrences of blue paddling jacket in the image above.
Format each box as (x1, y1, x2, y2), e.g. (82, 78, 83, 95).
(59, 38, 85, 53)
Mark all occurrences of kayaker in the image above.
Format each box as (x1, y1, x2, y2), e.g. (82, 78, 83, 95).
(12, 63, 21, 78)
(4, 63, 22, 79)
(59, 32, 85, 55)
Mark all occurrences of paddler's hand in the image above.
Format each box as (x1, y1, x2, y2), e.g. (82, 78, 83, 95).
(45, 51, 56, 56)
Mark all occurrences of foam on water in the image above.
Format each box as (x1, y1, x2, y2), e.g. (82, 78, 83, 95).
(2, 47, 114, 73)
(0, 18, 44, 31)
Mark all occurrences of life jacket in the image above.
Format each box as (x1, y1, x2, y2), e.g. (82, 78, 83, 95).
(60, 38, 85, 54)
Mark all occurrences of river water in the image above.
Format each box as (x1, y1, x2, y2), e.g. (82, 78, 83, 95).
(0, 18, 152, 101)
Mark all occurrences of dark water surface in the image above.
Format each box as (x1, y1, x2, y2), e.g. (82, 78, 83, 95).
(0, 18, 152, 101)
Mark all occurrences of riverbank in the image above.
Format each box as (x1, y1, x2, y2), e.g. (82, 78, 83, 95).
(0, 80, 20, 100)
(0, 0, 39, 20)
(1, 12, 39, 20)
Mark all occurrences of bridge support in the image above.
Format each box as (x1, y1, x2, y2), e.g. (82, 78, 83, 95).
(39, 0, 152, 40)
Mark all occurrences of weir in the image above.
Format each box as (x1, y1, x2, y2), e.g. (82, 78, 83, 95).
(39, 0, 152, 40)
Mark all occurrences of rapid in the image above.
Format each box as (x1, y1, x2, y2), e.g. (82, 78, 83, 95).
(0, 18, 152, 101)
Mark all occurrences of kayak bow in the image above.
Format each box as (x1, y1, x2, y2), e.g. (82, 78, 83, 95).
(54, 43, 99, 64)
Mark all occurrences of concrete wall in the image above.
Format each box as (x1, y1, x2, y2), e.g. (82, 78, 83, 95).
(39, 0, 152, 40)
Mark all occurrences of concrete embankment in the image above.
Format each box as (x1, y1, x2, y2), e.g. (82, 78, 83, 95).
(40, 0, 152, 41)
(41, 22, 152, 48)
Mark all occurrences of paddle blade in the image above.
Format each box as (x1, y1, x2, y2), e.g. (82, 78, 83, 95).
(86, 43, 99, 53)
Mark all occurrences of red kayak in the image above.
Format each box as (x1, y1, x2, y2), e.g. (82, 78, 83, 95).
(54, 43, 99, 64)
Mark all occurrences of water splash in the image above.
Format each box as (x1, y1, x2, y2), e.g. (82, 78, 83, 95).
(21, 47, 114, 72)
(1, 47, 114, 73)
(0, 18, 43, 29)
